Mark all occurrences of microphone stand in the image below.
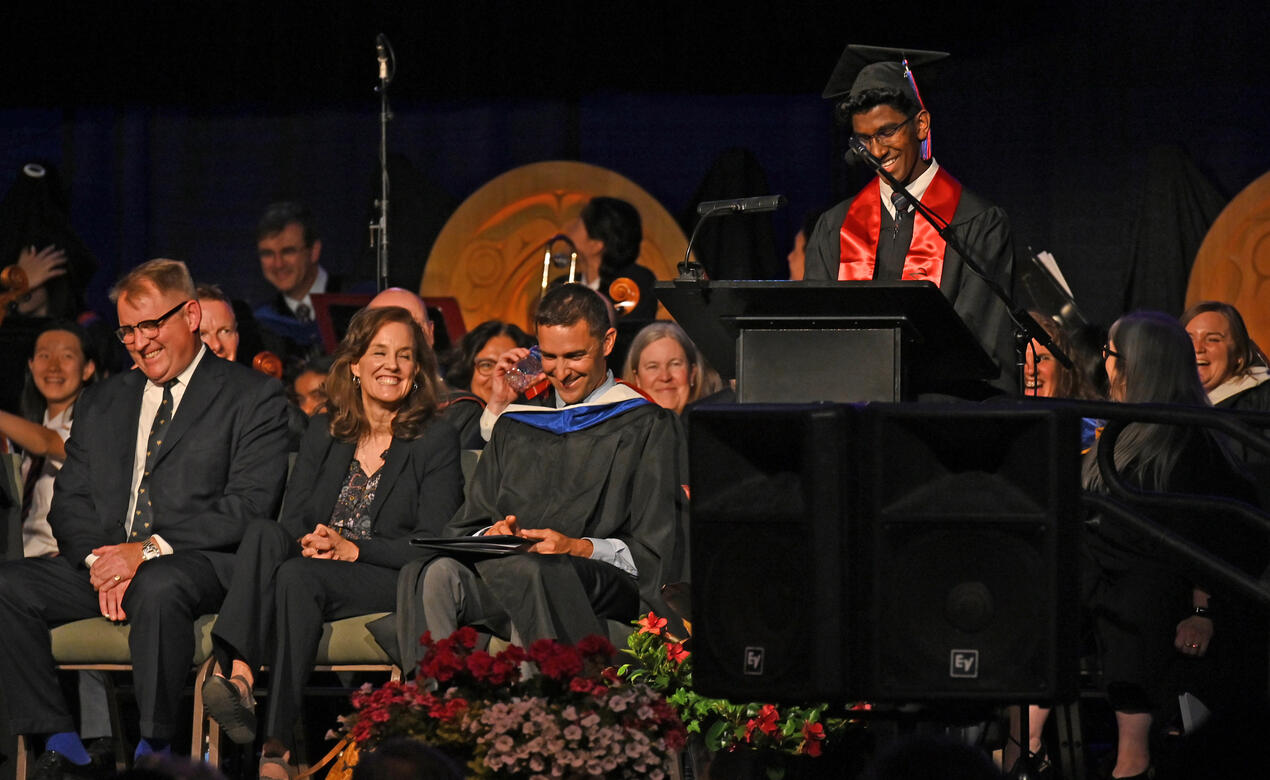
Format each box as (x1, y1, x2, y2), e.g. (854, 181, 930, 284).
(847, 139, 1071, 395)
(677, 205, 730, 287)
(678, 195, 787, 287)
(370, 34, 395, 292)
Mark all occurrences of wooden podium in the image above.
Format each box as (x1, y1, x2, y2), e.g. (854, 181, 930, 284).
(656, 280, 996, 402)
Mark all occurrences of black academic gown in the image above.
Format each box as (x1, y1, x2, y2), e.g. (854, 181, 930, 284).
(392, 391, 689, 668)
(805, 175, 1018, 397)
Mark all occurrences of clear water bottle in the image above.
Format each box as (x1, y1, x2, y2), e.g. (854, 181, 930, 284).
(504, 346, 543, 394)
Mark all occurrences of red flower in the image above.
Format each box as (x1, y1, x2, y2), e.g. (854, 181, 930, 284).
(664, 724, 688, 753)
(428, 697, 469, 721)
(755, 704, 780, 736)
(528, 638, 584, 680)
(453, 626, 479, 649)
(569, 676, 602, 695)
(665, 642, 689, 665)
(577, 634, 616, 660)
(466, 650, 495, 680)
(419, 640, 466, 682)
(801, 721, 826, 757)
(637, 612, 668, 636)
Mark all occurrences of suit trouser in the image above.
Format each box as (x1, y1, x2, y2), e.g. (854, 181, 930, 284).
(0, 551, 231, 740)
(396, 553, 638, 672)
(210, 520, 398, 745)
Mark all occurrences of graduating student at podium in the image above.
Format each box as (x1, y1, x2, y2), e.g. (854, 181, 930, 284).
(804, 45, 1017, 395)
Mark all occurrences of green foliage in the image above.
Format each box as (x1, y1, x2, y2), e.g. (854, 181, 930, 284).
(618, 613, 859, 759)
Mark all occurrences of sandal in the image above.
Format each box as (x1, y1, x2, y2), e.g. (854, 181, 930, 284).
(202, 673, 258, 744)
(259, 750, 298, 780)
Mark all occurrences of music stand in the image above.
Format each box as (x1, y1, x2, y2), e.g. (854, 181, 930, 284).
(311, 293, 468, 354)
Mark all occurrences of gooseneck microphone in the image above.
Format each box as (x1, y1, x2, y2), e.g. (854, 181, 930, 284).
(695, 195, 787, 215)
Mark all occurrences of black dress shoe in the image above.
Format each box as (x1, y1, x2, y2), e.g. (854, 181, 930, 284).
(29, 750, 103, 780)
(84, 737, 120, 774)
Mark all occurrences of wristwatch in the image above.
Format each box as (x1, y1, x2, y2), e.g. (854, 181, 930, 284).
(141, 536, 162, 562)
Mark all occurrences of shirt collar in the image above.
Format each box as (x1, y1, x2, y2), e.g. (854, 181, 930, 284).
(284, 265, 328, 312)
(881, 158, 940, 218)
(149, 344, 207, 391)
(554, 369, 616, 408)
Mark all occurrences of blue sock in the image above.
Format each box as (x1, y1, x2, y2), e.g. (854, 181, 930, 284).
(134, 738, 171, 759)
(45, 732, 91, 765)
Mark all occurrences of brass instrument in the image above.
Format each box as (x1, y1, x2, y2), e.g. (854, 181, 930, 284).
(539, 234, 579, 299)
(608, 277, 640, 315)
(252, 350, 284, 379)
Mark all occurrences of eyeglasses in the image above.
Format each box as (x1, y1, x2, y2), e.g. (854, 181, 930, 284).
(474, 358, 498, 376)
(1101, 344, 1120, 360)
(115, 300, 190, 344)
(852, 115, 916, 148)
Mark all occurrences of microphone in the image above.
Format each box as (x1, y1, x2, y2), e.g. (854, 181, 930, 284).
(376, 34, 389, 81)
(696, 194, 786, 215)
(845, 137, 882, 171)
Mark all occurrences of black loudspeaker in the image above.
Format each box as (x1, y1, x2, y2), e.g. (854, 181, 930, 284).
(852, 406, 1080, 701)
(688, 404, 853, 702)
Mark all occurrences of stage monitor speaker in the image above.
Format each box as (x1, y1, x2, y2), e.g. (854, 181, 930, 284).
(688, 404, 854, 702)
(851, 405, 1080, 702)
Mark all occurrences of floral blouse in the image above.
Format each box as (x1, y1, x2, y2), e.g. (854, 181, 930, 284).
(327, 454, 386, 541)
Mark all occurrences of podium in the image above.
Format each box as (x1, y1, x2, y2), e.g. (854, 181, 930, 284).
(655, 280, 996, 402)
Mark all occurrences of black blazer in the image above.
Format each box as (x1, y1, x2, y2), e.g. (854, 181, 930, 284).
(50, 351, 292, 565)
(280, 413, 464, 570)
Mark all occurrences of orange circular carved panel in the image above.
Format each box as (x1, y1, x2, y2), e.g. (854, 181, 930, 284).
(1187, 169, 1270, 348)
(420, 161, 690, 331)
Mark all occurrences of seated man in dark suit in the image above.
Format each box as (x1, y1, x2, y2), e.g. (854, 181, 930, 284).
(393, 284, 688, 671)
(0, 258, 291, 773)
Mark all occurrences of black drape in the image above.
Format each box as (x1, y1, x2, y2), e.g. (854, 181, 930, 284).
(1122, 146, 1228, 316)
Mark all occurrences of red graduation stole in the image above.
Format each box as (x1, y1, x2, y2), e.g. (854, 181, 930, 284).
(837, 166, 963, 285)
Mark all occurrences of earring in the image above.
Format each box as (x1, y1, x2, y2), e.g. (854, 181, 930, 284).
(412, 381, 418, 392)
(353, 375, 360, 386)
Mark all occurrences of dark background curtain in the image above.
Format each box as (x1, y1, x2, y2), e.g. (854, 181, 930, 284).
(0, 1, 1266, 335)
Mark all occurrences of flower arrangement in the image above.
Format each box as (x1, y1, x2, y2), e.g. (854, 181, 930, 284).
(336, 627, 687, 779)
(619, 612, 859, 762)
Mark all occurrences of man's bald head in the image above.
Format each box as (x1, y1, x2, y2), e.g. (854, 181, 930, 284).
(368, 287, 433, 346)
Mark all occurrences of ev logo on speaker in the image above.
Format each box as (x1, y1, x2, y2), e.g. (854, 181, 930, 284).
(743, 647, 765, 676)
(950, 649, 979, 678)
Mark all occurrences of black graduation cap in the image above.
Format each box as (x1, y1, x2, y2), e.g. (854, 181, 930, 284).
(822, 44, 949, 160)
(822, 43, 949, 101)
